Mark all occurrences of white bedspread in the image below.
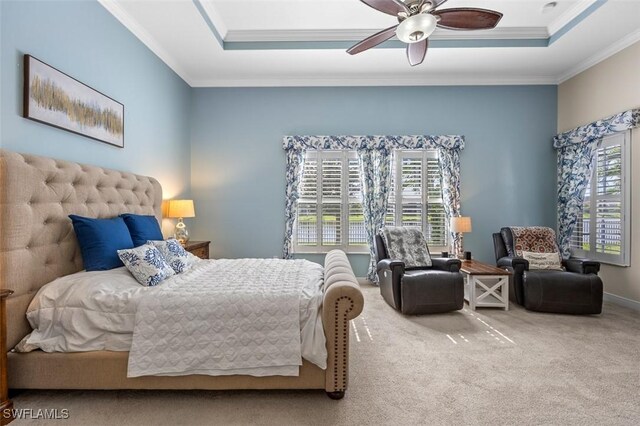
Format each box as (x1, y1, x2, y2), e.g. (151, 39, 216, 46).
(128, 258, 324, 377)
(19, 259, 327, 377)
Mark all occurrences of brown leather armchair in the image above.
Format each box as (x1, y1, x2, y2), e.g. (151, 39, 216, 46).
(375, 234, 464, 315)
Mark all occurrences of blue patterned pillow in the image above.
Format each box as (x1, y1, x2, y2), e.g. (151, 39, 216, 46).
(148, 238, 198, 274)
(117, 244, 175, 287)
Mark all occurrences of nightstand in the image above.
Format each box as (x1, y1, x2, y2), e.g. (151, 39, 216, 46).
(183, 240, 210, 259)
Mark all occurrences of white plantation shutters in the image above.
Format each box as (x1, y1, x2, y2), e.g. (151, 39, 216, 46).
(295, 149, 448, 253)
(348, 157, 367, 246)
(570, 131, 630, 265)
(426, 156, 447, 247)
(296, 157, 318, 248)
(321, 157, 342, 246)
(385, 150, 448, 250)
(294, 151, 368, 253)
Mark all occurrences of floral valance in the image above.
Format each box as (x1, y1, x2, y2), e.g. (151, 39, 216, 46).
(282, 135, 465, 152)
(553, 108, 640, 149)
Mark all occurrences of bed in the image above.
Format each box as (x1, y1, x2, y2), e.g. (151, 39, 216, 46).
(0, 149, 364, 420)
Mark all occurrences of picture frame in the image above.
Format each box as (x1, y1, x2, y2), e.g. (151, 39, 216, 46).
(23, 54, 124, 148)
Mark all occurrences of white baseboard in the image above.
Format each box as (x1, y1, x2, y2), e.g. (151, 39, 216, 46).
(604, 292, 640, 312)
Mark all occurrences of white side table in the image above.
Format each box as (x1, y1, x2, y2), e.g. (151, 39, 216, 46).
(460, 260, 511, 310)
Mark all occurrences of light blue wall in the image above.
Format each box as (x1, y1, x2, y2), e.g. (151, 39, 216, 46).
(190, 86, 558, 276)
(0, 0, 192, 214)
(0, 1, 560, 276)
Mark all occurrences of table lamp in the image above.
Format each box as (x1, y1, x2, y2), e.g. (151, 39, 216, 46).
(167, 199, 195, 244)
(450, 216, 472, 259)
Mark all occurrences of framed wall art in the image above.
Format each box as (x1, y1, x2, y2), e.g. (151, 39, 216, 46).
(23, 55, 124, 148)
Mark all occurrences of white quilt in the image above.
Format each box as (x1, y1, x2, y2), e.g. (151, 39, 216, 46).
(128, 258, 324, 377)
(19, 259, 327, 377)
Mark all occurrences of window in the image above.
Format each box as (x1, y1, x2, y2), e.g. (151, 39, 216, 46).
(386, 150, 448, 250)
(294, 151, 368, 253)
(294, 149, 448, 253)
(570, 131, 631, 265)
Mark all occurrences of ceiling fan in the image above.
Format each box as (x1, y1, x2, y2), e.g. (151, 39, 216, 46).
(347, 0, 503, 66)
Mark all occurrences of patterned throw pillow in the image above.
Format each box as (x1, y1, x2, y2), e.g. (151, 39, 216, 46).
(522, 251, 563, 271)
(380, 226, 432, 268)
(148, 239, 198, 274)
(117, 244, 175, 287)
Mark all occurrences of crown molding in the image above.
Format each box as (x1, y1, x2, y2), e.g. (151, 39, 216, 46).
(194, 0, 228, 39)
(224, 27, 550, 43)
(98, 0, 194, 85)
(557, 28, 640, 83)
(547, 0, 599, 36)
(190, 74, 558, 88)
(100, 0, 635, 89)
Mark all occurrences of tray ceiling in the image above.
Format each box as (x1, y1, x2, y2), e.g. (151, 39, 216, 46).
(99, 0, 640, 86)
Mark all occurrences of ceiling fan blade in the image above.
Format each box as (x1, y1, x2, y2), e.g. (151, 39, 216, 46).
(407, 39, 428, 66)
(432, 0, 449, 8)
(434, 8, 503, 30)
(360, 0, 409, 16)
(347, 25, 398, 55)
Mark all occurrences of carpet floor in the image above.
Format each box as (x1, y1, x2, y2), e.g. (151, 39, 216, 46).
(10, 284, 640, 425)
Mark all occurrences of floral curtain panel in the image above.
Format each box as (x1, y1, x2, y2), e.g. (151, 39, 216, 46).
(437, 147, 462, 256)
(282, 135, 465, 281)
(357, 148, 392, 282)
(282, 149, 306, 259)
(553, 108, 639, 258)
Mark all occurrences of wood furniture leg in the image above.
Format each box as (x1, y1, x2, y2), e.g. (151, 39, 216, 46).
(1, 290, 14, 425)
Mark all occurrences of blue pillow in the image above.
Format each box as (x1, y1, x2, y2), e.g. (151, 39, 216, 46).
(69, 215, 134, 271)
(120, 214, 163, 247)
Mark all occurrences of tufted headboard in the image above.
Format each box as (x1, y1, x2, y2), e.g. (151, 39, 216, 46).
(0, 150, 162, 349)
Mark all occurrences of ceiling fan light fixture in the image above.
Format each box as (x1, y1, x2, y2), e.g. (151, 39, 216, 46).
(395, 13, 437, 44)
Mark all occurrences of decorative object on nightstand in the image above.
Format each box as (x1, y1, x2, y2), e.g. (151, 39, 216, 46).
(450, 216, 472, 259)
(183, 240, 210, 260)
(167, 199, 195, 245)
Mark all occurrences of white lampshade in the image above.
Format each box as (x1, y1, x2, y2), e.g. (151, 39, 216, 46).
(396, 13, 437, 44)
(450, 216, 472, 233)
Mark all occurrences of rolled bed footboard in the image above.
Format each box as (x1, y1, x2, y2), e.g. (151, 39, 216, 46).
(322, 250, 364, 398)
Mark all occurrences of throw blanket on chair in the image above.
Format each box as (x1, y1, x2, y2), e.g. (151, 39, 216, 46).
(508, 226, 562, 270)
(128, 258, 320, 377)
(380, 226, 432, 268)
(509, 226, 561, 258)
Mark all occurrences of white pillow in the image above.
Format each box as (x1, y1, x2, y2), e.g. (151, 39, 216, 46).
(148, 238, 199, 274)
(522, 251, 563, 271)
(117, 244, 175, 286)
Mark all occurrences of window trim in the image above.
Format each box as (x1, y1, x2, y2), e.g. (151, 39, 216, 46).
(387, 150, 449, 253)
(571, 131, 631, 266)
(293, 150, 369, 254)
(293, 149, 450, 255)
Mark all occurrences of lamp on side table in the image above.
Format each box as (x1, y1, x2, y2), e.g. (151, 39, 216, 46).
(167, 199, 195, 245)
(450, 216, 472, 259)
